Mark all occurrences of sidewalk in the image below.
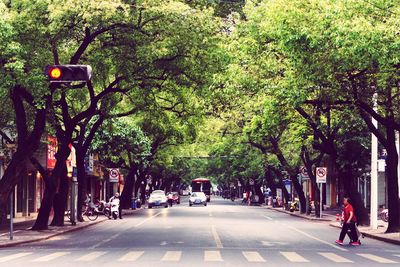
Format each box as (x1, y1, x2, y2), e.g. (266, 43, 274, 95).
(266, 205, 400, 245)
(0, 208, 143, 248)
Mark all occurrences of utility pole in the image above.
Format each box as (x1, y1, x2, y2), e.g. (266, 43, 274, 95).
(370, 94, 378, 230)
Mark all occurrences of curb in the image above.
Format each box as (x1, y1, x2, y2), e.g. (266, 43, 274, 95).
(0, 217, 108, 248)
(266, 206, 333, 222)
(0, 207, 146, 248)
(329, 223, 400, 246)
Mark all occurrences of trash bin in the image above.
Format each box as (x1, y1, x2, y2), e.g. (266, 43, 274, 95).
(131, 198, 137, 210)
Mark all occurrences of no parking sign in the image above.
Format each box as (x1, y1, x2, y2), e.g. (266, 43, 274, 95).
(316, 167, 327, 183)
(109, 168, 120, 183)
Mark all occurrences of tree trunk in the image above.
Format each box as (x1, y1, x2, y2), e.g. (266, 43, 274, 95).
(291, 174, 307, 213)
(120, 168, 136, 209)
(31, 142, 71, 230)
(385, 127, 400, 233)
(50, 162, 68, 226)
(75, 149, 87, 222)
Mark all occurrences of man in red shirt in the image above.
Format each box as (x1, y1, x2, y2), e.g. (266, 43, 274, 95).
(335, 197, 360, 246)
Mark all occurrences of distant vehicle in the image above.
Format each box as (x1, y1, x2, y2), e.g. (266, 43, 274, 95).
(148, 190, 168, 209)
(189, 192, 207, 207)
(167, 192, 180, 205)
(191, 178, 211, 202)
(181, 189, 190, 196)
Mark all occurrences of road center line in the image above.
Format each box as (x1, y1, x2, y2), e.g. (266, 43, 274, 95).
(133, 211, 163, 228)
(283, 224, 348, 251)
(262, 215, 273, 220)
(211, 225, 223, 248)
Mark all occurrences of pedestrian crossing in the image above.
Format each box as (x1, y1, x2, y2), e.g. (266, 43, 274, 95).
(0, 250, 398, 264)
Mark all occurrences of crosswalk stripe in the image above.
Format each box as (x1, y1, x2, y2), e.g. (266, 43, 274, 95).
(357, 253, 397, 263)
(204, 250, 223, 262)
(0, 252, 33, 263)
(75, 251, 107, 262)
(32, 252, 70, 262)
(242, 251, 265, 262)
(319, 252, 353, 263)
(161, 251, 182, 262)
(280, 252, 309, 263)
(118, 251, 144, 262)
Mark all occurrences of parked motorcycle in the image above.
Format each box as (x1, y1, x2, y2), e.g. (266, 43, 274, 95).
(110, 199, 120, 220)
(289, 198, 299, 212)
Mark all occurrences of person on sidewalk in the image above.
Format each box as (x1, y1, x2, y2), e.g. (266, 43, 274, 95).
(335, 197, 360, 246)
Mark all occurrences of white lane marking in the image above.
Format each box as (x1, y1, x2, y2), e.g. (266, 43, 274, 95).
(204, 250, 223, 262)
(0, 252, 32, 263)
(242, 251, 266, 262)
(75, 251, 107, 262)
(211, 225, 223, 248)
(357, 253, 398, 263)
(209, 212, 212, 217)
(90, 233, 120, 249)
(319, 252, 353, 263)
(32, 252, 70, 262)
(284, 224, 348, 251)
(161, 251, 182, 262)
(133, 211, 162, 228)
(262, 215, 273, 220)
(280, 252, 309, 263)
(395, 255, 400, 258)
(118, 251, 144, 262)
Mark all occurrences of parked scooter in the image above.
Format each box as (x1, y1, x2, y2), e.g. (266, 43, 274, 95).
(289, 198, 299, 212)
(108, 193, 121, 220)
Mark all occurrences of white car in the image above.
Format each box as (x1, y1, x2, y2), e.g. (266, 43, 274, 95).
(148, 190, 168, 208)
(189, 192, 207, 206)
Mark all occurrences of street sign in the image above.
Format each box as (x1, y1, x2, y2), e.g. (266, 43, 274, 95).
(109, 168, 120, 183)
(249, 179, 255, 185)
(300, 166, 309, 179)
(316, 167, 327, 183)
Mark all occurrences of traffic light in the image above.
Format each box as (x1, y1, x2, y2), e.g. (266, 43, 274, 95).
(44, 65, 92, 82)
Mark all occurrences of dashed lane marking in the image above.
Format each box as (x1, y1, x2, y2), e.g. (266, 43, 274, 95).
(32, 252, 70, 262)
(242, 251, 266, 262)
(0, 252, 32, 263)
(319, 252, 353, 263)
(280, 252, 309, 263)
(357, 253, 398, 264)
(75, 251, 107, 262)
(204, 250, 223, 262)
(118, 251, 144, 262)
(161, 251, 182, 262)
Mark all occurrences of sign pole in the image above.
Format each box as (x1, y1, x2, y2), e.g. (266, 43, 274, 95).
(320, 183, 322, 219)
(10, 187, 14, 240)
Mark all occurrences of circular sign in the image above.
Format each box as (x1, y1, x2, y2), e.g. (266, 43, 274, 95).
(109, 169, 119, 179)
(249, 179, 255, 185)
(317, 168, 326, 177)
(301, 167, 308, 176)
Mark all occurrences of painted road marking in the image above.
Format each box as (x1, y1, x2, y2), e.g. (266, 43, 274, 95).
(161, 251, 182, 262)
(262, 215, 273, 220)
(0, 252, 32, 263)
(319, 252, 353, 263)
(242, 251, 266, 262)
(211, 225, 223, 248)
(75, 251, 107, 262)
(280, 252, 309, 263)
(32, 252, 70, 262)
(284, 224, 348, 252)
(90, 233, 120, 249)
(133, 211, 162, 228)
(204, 250, 223, 262)
(357, 253, 397, 263)
(118, 251, 144, 262)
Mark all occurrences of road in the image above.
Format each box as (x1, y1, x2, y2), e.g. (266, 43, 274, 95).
(0, 197, 399, 266)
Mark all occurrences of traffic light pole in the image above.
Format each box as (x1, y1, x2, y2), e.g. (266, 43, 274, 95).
(370, 94, 378, 230)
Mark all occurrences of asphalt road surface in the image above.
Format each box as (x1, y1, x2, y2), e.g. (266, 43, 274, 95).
(0, 197, 399, 266)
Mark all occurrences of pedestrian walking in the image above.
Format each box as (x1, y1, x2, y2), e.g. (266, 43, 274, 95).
(335, 197, 360, 246)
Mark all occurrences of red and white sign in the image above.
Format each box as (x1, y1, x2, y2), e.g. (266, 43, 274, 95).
(109, 168, 120, 183)
(316, 167, 327, 183)
(47, 136, 57, 170)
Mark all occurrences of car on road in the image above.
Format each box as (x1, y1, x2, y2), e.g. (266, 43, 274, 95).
(189, 192, 207, 206)
(148, 190, 168, 209)
(167, 191, 181, 204)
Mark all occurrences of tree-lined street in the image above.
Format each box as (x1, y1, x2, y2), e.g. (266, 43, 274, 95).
(0, 198, 399, 266)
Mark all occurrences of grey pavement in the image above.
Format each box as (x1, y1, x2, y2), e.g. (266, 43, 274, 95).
(0, 197, 399, 266)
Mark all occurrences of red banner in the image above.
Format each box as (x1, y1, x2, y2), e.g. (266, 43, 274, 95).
(47, 136, 57, 170)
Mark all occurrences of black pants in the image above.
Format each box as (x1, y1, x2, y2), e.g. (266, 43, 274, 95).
(339, 222, 357, 242)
